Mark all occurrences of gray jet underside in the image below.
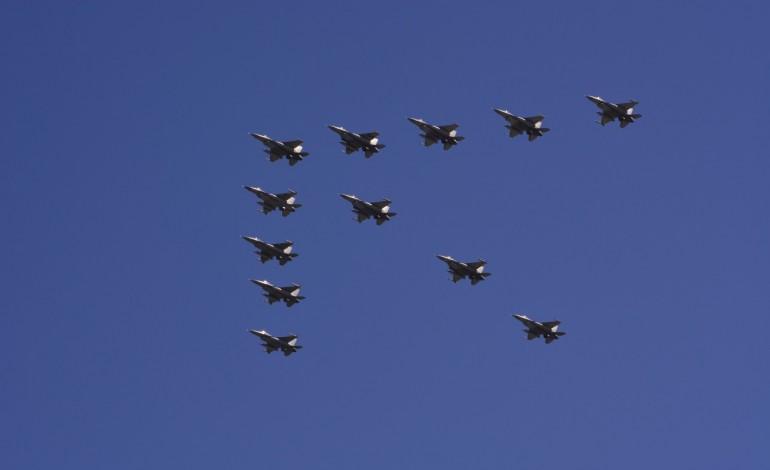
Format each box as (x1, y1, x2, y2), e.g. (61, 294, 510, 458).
(407, 117, 464, 150)
(340, 194, 396, 225)
(241, 236, 298, 265)
(513, 314, 566, 344)
(243, 186, 302, 217)
(249, 329, 302, 356)
(250, 133, 309, 166)
(250, 279, 306, 307)
(327, 125, 385, 158)
(436, 255, 491, 285)
(585, 96, 642, 128)
(493, 109, 550, 141)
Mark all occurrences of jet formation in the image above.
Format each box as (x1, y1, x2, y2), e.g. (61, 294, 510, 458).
(585, 95, 642, 128)
(340, 194, 397, 225)
(436, 255, 492, 285)
(243, 186, 301, 217)
(513, 314, 566, 344)
(248, 329, 302, 356)
(249, 133, 309, 166)
(241, 236, 298, 265)
(327, 125, 386, 158)
(493, 109, 550, 141)
(407, 117, 464, 150)
(244, 94, 642, 355)
(250, 279, 306, 307)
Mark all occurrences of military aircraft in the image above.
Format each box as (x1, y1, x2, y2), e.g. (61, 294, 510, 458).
(585, 96, 642, 128)
(327, 125, 386, 158)
(406, 117, 464, 150)
(513, 314, 566, 344)
(248, 329, 302, 356)
(339, 194, 396, 225)
(493, 109, 550, 141)
(250, 279, 305, 307)
(249, 133, 309, 166)
(243, 186, 301, 216)
(436, 255, 492, 285)
(241, 236, 298, 265)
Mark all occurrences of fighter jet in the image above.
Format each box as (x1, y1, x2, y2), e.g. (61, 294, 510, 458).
(513, 314, 566, 344)
(339, 194, 396, 225)
(327, 125, 386, 158)
(493, 109, 550, 142)
(248, 329, 302, 356)
(406, 117, 464, 150)
(585, 96, 642, 128)
(241, 236, 298, 265)
(243, 186, 301, 217)
(436, 255, 492, 285)
(249, 133, 309, 166)
(250, 279, 305, 307)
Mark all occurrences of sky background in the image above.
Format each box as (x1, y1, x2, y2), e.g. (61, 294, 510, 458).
(1, 1, 769, 468)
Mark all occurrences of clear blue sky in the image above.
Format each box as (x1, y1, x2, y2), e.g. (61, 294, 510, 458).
(2, 1, 768, 468)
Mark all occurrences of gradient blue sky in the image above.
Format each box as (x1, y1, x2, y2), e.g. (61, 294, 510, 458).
(2, 1, 769, 468)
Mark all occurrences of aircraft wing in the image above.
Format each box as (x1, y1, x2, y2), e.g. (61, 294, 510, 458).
(541, 321, 561, 329)
(277, 335, 298, 344)
(276, 191, 296, 200)
(359, 131, 379, 140)
(526, 331, 539, 340)
(525, 115, 545, 124)
(280, 285, 301, 295)
(282, 139, 303, 148)
(465, 260, 486, 270)
(272, 242, 292, 250)
(371, 200, 391, 210)
(616, 101, 637, 111)
(439, 123, 459, 132)
(508, 127, 523, 138)
(422, 136, 437, 146)
(599, 113, 614, 125)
